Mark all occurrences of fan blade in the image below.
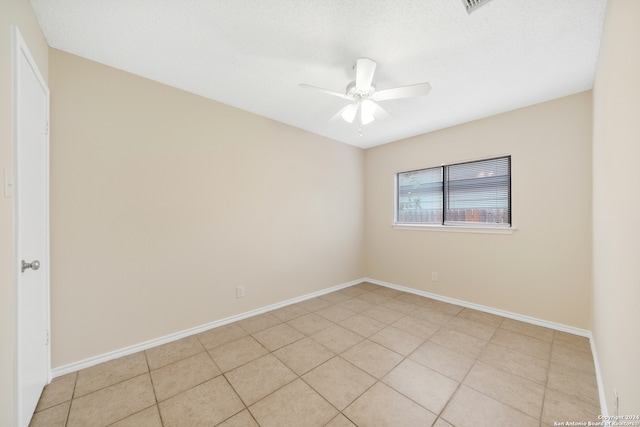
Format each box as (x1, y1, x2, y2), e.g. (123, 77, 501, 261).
(373, 82, 432, 101)
(373, 103, 392, 121)
(360, 100, 392, 125)
(299, 83, 349, 100)
(355, 58, 376, 91)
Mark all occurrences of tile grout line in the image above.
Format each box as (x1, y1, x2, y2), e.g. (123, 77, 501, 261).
(232, 295, 407, 424)
(468, 318, 548, 424)
(35, 283, 600, 426)
(436, 315, 491, 423)
(417, 309, 549, 425)
(143, 348, 163, 427)
(62, 371, 77, 427)
(538, 331, 556, 427)
(216, 373, 251, 425)
(298, 353, 371, 417)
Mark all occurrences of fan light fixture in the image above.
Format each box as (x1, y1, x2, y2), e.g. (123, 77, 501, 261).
(341, 103, 358, 123)
(300, 58, 431, 126)
(360, 99, 376, 125)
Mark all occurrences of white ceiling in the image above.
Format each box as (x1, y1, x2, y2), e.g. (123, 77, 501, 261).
(31, 0, 607, 149)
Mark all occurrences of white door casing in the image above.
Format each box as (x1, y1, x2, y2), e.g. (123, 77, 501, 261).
(12, 26, 51, 427)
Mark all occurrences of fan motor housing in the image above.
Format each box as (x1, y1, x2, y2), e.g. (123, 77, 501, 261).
(346, 81, 376, 100)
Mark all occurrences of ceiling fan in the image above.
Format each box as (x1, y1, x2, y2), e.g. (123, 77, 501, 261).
(300, 58, 431, 126)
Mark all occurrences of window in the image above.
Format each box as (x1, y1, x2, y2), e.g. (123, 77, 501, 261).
(396, 156, 511, 227)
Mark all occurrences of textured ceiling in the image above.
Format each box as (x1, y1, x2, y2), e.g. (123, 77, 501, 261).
(32, 0, 607, 148)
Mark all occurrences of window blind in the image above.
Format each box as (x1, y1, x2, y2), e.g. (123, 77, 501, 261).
(444, 156, 511, 226)
(396, 156, 511, 227)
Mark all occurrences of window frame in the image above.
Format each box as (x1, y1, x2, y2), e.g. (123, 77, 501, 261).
(394, 155, 514, 234)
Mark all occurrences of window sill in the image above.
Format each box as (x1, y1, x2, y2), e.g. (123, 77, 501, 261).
(392, 224, 516, 235)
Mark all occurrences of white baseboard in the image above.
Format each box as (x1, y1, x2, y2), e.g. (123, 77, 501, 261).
(51, 278, 361, 377)
(363, 277, 591, 336)
(52, 276, 606, 417)
(589, 334, 608, 417)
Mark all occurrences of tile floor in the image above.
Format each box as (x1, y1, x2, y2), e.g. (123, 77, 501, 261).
(30, 282, 601, 427)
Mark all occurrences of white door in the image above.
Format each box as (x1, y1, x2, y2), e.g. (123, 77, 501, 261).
(13, 26, 51, 427)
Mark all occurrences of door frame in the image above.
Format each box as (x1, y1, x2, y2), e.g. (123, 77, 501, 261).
(12, 25, 51, 426)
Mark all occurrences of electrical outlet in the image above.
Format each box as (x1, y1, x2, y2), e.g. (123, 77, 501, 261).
(431, 272, 438, 282)
(236, 286, 245, 298)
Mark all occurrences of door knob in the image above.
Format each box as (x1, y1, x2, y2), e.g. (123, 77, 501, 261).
(21, 260, 40, 273)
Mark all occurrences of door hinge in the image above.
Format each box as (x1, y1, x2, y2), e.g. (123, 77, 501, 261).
(44, 121, 49, 135)
(45, 329, 49, 346)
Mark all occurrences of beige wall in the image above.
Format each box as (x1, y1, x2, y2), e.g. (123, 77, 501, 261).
(364, 92, 593, 329)
(0, 1, 49, 425)
(592, 0, 640, 414)
(49, 49, 364, 367)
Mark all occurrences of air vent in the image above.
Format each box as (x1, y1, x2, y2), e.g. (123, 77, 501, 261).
(462, 0, 494, 14)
